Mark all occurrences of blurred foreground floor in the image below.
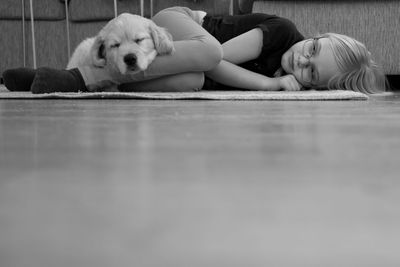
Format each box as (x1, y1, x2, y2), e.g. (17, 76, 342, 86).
(1, 94, 400, 266)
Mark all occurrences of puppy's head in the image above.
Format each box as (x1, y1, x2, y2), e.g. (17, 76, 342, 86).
(91, 13, 174, 75)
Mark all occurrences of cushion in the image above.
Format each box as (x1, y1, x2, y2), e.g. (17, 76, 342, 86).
(152, 0, 231, 16)
(68, 0, 141, 22)
(0, 0, 65, 20)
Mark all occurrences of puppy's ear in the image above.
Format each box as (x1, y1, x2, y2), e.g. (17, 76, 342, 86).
(91, 36, 106, 67)
(149, 22, 174, 55)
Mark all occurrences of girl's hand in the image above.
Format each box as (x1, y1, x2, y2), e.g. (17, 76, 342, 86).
(277, 74, 303, 91)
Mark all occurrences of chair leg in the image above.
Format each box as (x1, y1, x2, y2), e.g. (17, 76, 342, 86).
(65, 0, 71, 60)
(29, 0, 37, 69)
(140, 0, 144, 17)
(113, 0, 118, 17)
(21, 0, 26, 67)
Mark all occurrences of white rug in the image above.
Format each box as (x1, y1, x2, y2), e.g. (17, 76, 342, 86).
(0, 85, 368, 100)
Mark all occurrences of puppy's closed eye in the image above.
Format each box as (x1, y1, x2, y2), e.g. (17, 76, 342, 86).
(110, 43, 120, 48)
(134, 38, 145, 44)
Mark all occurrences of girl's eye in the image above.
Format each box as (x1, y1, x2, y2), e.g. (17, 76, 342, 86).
(311, 40, 318, 55)
(111, 43, 120, 48)
(309, 44, 315, 56)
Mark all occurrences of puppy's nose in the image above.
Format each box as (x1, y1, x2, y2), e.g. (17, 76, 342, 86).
(124, 54, 137, 66)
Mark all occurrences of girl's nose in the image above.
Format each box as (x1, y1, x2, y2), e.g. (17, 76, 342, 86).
(297, 54, 310, 68)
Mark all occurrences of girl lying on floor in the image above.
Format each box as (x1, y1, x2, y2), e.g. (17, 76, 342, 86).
(3, 6, 386, 94)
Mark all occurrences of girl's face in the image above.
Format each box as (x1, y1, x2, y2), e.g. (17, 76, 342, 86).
(281, 37, 340, 88)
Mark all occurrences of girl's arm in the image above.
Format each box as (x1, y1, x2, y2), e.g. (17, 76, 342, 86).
(206, 60, 301, 91)
(221, 28, 264, 64)
(205, 60, 280, 90)
(207, 28, 301, 91)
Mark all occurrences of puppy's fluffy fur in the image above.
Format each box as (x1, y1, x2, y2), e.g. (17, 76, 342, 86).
(67, 13, 174, 90)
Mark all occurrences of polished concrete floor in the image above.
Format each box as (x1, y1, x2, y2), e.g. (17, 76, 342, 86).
(1, 94, 400, 266)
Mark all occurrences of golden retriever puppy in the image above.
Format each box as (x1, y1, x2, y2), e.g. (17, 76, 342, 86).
(67, 13, 174, 90)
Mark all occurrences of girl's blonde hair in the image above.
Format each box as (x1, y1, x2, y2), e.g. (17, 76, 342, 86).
(320, 33, 387, 94)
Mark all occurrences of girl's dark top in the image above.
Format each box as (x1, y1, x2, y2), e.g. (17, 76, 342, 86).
(202, 13, 304, 89)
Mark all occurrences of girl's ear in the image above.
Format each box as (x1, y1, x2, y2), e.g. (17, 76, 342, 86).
(149, 22, 175, 55)
(91, 36, 106, 67)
